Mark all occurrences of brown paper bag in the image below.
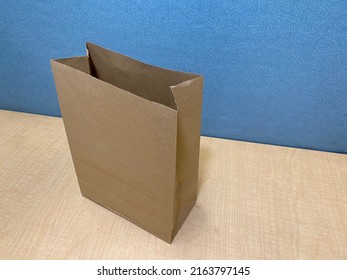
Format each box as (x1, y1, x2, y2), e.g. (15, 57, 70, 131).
(50, 42, 203, 243)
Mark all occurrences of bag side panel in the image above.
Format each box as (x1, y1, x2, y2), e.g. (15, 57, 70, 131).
(170, 76, 204, 238)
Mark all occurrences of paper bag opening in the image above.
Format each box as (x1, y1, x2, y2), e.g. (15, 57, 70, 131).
(86, 42, 198, 110)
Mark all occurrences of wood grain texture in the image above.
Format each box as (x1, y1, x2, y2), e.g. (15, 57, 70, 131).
(0, 109, 346, 259)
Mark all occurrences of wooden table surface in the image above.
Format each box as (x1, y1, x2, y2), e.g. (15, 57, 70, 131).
(0, 109, 346, 259)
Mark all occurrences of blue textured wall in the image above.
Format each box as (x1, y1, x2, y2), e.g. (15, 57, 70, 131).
(1, 1, 346, 153)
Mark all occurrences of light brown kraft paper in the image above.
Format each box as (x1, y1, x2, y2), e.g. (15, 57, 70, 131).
(50, 42, 204, 243)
